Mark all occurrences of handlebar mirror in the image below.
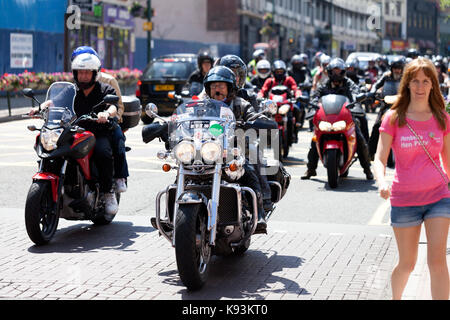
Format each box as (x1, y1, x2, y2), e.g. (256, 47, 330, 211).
(145, 103, 158, 118)
(22, 88, 35, 98)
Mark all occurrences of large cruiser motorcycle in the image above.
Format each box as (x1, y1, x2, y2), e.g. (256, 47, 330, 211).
(23, 82, 121, 245)
(142, 99, 290, 290)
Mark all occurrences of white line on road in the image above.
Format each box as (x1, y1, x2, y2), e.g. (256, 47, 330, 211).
(368, 200, 390, 226)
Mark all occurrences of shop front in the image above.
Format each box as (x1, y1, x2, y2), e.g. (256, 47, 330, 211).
(66, 1, 134, 71)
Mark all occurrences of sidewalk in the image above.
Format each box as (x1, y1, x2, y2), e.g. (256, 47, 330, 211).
(0, 207, 446, 300)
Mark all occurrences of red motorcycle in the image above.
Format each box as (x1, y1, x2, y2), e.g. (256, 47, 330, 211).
(23, 82, 121, 245)
(267, 85, 299, 159)
(301, 93, 366, 188)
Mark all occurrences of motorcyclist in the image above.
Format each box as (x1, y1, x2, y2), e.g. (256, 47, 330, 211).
(257, 60, 302, 141)
(288, 54, 312, 88)
(301, 58, 374, 181)
(187, 50, 214, 95)
(215, 54, 259, 111)
(70, 46, 128, 194)
(345, 58, 363, 86)
(434, 60, 449, 95)
(250, 59, 271, 91)
(312, 54, 330, 92)
(30, 52, 120, 215)
(366, 55, 405, 160)
(366, 58, 379, 83)
(247, 49, 266, 81)
(203, 66, 275, 233)
(406, 48, 419, 60)
(377, 56, 389, 74)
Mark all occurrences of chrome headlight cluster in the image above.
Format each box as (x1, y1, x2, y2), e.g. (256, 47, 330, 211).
(318, 120, 347, 132)
(40, 128, 63, 151)
(174, 141, 195, 164)
(200, 142, 222, 164)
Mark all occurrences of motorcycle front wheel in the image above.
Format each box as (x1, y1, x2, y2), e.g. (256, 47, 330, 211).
(175, 204, 210, 291)
(326, 149, 339, 189)
(25, 181, 59, 245)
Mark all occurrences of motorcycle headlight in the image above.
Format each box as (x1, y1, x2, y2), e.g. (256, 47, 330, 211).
(40, 128, 63, 151)
(318, 121, 332, 132)
(332, 120, 347, 131)
(278, 104, 291, 115)
(201, 142, 222, 164)
(174, 141, 195, 164)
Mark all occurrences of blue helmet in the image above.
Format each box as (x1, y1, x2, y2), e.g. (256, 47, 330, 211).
(71, 46, 99, 62)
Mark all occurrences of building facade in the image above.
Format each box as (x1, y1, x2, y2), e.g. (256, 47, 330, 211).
(406, 0, 439, 55)
(0, 0, 67, 74)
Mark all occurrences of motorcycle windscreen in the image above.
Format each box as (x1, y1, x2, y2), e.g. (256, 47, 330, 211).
(168, 99, 235, 148)
(320, 94, 349, 115)
(382, 80, 399, 97)
(43, 82, 77, 129)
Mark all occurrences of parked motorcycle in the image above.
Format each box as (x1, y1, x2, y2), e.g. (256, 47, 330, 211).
(142, 99, 290, 290)
(267, 85, 299, 159)
(300, 93, 367, 188)
(22, 82, 121, 245)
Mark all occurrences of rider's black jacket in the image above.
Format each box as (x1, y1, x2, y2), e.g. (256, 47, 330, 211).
(74, 82, 117, 134)
(187, 69, 205, 85)
(370, 71, 400, 94)
(288, 67, 311, 85)
(311, 77, 359, 105)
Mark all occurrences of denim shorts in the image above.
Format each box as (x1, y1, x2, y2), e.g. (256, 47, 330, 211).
(390, 197, 450, 228)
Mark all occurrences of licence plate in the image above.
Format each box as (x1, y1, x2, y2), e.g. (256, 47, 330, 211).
(154, 84, 175, 91)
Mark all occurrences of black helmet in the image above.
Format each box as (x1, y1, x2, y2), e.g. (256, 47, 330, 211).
(203, 66, 237, 99)
(345, 58, 360, 70)
(290, 54, 302, 65)
(389, 56, 406, 70)
(327, 58, 346, 82)
(215, 55, 247, 88)
(197, 50, 214, 70)
(407, 48, 418, 58)
(272, 60, 287, 82)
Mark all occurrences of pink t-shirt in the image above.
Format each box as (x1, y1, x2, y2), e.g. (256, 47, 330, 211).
(379, 110, 450, 206)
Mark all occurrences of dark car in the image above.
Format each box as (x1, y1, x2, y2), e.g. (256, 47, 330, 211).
(136, 53, 197, 123)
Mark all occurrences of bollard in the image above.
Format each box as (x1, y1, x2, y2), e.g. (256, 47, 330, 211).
(7, 91, 11, 117)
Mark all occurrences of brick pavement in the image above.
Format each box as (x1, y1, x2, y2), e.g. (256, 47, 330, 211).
(0, 208, 446, 300)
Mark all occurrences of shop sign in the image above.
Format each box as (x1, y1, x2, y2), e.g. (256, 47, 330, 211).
(104, 4, 134, 28)
(391, 40, 407, 51)
(70, 0, 93, 12)
(10, 33, 33, 69)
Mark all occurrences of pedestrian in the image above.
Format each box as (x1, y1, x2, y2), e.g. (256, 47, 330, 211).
(373, 57, 450, 300)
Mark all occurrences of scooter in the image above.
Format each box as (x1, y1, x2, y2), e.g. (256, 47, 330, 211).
(300, 93, 367, 188)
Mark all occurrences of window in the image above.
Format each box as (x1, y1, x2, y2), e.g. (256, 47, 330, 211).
(396, 1, 401, 17)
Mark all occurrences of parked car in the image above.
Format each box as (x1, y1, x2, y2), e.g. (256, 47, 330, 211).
(136, 53, 197, 124)
(346, 52, 381, 71)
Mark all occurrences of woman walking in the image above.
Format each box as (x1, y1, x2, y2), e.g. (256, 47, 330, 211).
(374, 57, 450, 300)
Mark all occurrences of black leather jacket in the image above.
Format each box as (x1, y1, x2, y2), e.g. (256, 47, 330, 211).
(311, 77, 359, 105)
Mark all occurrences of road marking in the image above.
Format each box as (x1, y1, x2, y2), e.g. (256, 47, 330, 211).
(368, 200, 390, 225)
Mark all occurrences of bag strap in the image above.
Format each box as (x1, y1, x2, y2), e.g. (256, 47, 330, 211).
(405, 122, 450, 184)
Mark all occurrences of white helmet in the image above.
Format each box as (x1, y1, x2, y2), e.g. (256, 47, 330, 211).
(71, 52, 101, 88)
(256, 59, 271, 79)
